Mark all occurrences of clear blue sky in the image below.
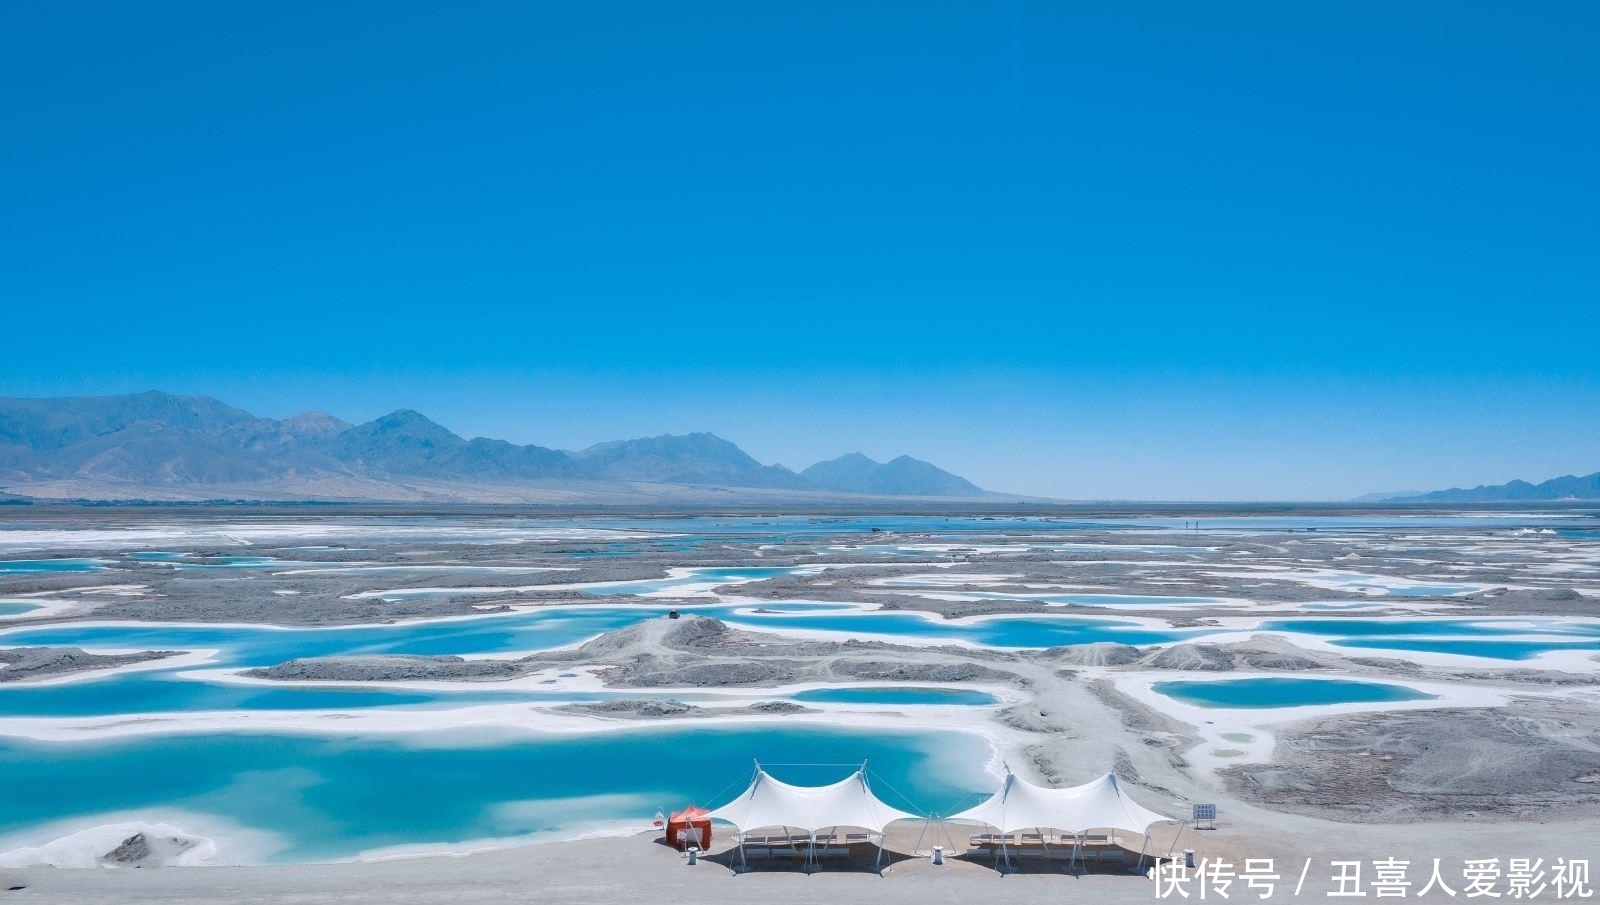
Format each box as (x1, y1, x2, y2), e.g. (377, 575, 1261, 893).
(3, 2, 1596, 500)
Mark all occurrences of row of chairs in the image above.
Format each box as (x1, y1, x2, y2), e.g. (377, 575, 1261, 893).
(743, 846, 850, 860)
(740, 832, 871, 846)
(739, 832, 870, 861)
(967, 832, 1115, 847)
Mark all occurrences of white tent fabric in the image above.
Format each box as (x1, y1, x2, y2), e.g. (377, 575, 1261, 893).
(708, 767, 920, 835)
(949, 771, 1173, 836)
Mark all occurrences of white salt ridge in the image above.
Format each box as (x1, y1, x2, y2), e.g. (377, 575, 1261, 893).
(0, 523, 673, 554)
(0, 811, 288, 868)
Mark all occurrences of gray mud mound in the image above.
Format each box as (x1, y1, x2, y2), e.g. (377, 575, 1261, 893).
(242, 613, 1024, 690)
(1457, 587, 1598, 615)
(1043, 643, 1141, 666)
(1221, 700, 1600, 822)
(1236, 651, 1322, 670)
(1140, 643, 1234, 671)
(558, 699, 699, 718)
(98, 832, 196, 868)
(829, 660, 1013, 682)
(101, 834, 152, 865)
(0, 647, 178, 682)
(248, 655, 521, 681)
(746, 701, 809, 714)
(1230, 637, 1330, 671)
(554, 699, 817, 720)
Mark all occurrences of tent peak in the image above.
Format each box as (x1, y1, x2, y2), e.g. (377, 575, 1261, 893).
(950, 769, 1173, 836)
(709, 765, 921, 835)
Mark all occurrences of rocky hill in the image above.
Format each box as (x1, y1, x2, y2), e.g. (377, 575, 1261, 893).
(0, 391, 993, 503)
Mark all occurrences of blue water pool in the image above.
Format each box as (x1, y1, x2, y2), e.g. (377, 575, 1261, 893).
(1262, 617, 1600, 660)
(352, 565, 809, 600)
(1262, 618, 1582, 639)
(0, 673, 490, 717)
(5, 604, 1595, 722)
(1153, 677, 1436, 708)
(1331, 637, 1600, 660)
(170, 556, 348, 571)
(0, 559, 107, 574)
(0, 606, 680, 666)
(719, 607, 1195, 648)
(0, 670, 735, 719)
(0, 604, 1192, 718)
(0, 726, 991, 863)
(918, 590, 1227, 608)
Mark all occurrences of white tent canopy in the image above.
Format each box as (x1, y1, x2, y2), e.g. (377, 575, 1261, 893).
(709, 765, 920, 836)
(949, 770, 1173, 836)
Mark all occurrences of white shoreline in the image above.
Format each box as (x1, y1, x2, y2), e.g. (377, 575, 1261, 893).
(0, 523, 677, 555)
(0, 687, 1024, 744)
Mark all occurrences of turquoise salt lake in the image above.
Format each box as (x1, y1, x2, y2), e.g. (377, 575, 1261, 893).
(0, 559, 106, 574)
(0, 603, 1182, 719)
(1261, 618, 1600, 661)
(1152, 677, 1437, 709)
(4, 608, 1598, 724)
(4, 512, 1598, 862)
(0, 726, 992, 863)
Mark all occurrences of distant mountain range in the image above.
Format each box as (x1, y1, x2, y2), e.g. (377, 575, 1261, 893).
(802, 451, 982, 497)
(0, 392, 993, 503)
(1362, 471, 1600, 503)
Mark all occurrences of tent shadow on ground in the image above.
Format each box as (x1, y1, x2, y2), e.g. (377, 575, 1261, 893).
(702, 842, 919, 875)
(956, 845, 1154, 877)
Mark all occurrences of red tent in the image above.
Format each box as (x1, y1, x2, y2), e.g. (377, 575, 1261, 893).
(666, 806, 712, 850)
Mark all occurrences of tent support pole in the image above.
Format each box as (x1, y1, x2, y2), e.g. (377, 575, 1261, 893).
(911, 817, 930, 856)
(791, 826, 810, 872)
(939, 817, 958, 854)
(1136, 831, 1151, 873)
(1068, 832, 1082, 876)
(1165, 821, 1188, 859)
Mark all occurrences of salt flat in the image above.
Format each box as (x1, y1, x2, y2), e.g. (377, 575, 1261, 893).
(0, 506, 1596, 902)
